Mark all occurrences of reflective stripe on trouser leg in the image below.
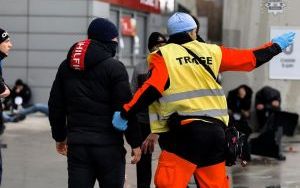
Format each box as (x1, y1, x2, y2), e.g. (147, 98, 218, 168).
(194, 161, 229, 188)
(154, 150, 197, 188)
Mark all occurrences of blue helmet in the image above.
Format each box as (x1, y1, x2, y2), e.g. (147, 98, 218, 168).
(167, 12, 197, 36)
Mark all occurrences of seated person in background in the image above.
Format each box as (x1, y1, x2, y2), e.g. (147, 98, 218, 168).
(227, 85, 253, 121)
(3, 79, 48, 123)
(227, 84, 253, 161)
(255, 86, 281, 130)
(4, 79, 31, 110)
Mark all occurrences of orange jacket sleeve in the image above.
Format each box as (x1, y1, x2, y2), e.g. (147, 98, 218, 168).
(219, 42, 281, 72)
(123, 52, 169, 112)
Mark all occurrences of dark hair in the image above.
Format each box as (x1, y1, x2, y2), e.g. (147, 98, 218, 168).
(15, 79, 24, 86)
(168, 32, 193, 45)
(147, 32, 167, 51)
(191, 15, 200, 34)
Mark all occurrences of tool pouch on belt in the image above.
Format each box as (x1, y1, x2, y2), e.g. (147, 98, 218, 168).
(167, 112, 246, 166)
(224, 125, 245, 166)
(166, 112, 182, 130)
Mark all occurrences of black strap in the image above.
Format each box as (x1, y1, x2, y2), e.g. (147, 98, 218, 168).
(182, 46, 217, 80)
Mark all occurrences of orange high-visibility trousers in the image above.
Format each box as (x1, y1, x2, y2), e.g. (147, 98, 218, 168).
(154, 150, 196, 188)
(154, 150, 229, 188)
(194, 161, 230, 188)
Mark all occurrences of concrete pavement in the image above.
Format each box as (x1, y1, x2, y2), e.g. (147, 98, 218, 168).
(1, 114, 300, 188)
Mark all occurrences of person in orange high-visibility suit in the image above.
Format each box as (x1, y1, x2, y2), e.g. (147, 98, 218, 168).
(112, 12, 295, 188)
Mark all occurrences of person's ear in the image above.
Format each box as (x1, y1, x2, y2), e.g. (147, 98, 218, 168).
(187, 29, 197, 40)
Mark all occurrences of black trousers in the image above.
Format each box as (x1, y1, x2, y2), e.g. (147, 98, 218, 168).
(67, 144, 126, 188)
(0, 109, 4, 186)
(0, 148, 2, 186)
(136, 122, 152, 188)
(159, 120, 226, 167)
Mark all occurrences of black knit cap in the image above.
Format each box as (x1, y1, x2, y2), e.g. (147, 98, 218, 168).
(147, 32, 167, 51)
(0, 28, 9, 44)
(87, 18, 118, 42)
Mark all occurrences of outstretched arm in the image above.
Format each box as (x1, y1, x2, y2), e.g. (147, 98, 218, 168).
(220, 42, 281, 72)
(220, 32, 295, 72)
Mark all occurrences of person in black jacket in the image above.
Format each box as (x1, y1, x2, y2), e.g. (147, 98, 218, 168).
(255, 86, 281, 130)
(0, 27, 12, 186)
(48, 18, 141, 188)
(5, 78, 32, 110)
(227, 85, 253, 121)
(131, 32, 167, 188)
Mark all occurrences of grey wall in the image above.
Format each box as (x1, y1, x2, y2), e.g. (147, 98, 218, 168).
(1, 0, 92, 103)
(222, 0, 300, 115)
(1, 0, 113, 103)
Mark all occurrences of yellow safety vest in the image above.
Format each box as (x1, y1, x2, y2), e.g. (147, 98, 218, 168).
(149, 40, 229, 133)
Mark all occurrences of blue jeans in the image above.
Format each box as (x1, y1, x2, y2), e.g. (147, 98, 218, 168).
(19, 103, 48, 116)
(2, 103, 48, 122)
(2, 112, 13, 122)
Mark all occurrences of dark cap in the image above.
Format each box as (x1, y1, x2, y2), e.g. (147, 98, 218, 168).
(15, 79, 24, 86)
(147, 32, 167, 51)
(0, 28, 9, 44)
(87, 18, 118, 43)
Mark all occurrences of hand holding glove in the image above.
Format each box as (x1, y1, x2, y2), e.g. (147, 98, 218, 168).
(112, 111, 128, 131)
(272, 32, 296, 50)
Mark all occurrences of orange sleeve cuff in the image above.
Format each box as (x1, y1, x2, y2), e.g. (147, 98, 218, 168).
(123, 52, 168, 112)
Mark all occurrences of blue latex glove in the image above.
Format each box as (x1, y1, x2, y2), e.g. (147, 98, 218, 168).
(112, 111, 128, 131)
(272, 32, 296, 50)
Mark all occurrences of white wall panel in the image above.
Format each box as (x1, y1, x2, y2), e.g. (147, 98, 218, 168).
(90, 1, 110, 17)
(29, 17, 87, 33)
(3, 50, 27, 67)
(28, 34, 86, 50)
(0, 0, 27, 15)
(28, 68, 57, 87)
(29, 0, 88, 16)
(9, 34, 27, 50)
(30, 87, 51, 104)
(28, 51, 67, 68)
(0, 17, 27, 32)
(2, 68, 27, 86)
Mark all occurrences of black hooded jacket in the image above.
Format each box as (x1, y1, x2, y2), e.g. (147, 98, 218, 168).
(48, 39, 140, 148)
(255, 86, 281, 108)
(227, 85, 253, 113)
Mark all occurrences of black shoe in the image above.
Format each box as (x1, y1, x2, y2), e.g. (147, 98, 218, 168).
(277, 154, 286, 161)
(12, 114, 26, 122)
(0, 124, 5, 135)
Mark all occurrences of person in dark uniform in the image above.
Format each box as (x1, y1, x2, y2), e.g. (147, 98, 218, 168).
(131, 32, 167, 188)
(255, 86, 281, 130)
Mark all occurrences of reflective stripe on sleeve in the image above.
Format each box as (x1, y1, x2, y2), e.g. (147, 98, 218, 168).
(159, 89, 225, 103)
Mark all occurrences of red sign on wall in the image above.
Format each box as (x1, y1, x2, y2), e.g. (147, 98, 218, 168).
(100, 0, 160, 14)
(121, 16, 137, 36)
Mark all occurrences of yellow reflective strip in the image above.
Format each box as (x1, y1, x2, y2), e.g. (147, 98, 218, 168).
(159, 89, 225, 103)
